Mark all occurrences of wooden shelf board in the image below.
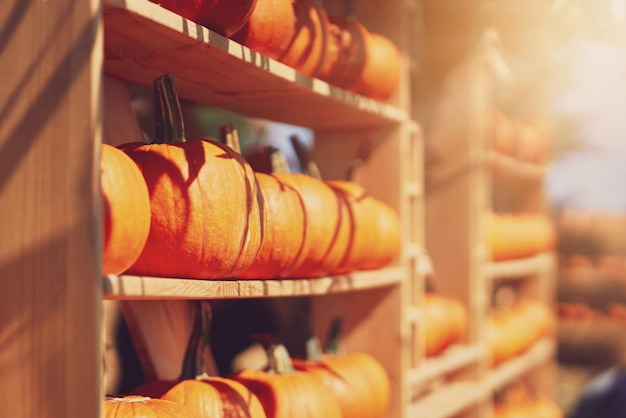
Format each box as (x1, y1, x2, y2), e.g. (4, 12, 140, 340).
(488, 150, 546, 181)
(103, 266, 405, 300)
(486, 252, 556, 281)
(408, 344, 484, 388)
(103, 0, 407, 132)
(407, 382, 486, 418)
(486, 338, 556, 391)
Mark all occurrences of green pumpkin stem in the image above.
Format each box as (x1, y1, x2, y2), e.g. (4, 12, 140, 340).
(153, 73, 186, 144)
(325, 317, 343, 355)
(178, 300, 214, 380)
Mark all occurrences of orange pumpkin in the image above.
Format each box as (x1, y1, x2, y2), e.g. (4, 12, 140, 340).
(278, 0, 330, 77)
(292, 349, 390, 418)
(237, 170, 309, 279)
(104, 395, 195, 418)
(231, 0, 296, 59)
(326, 180, 381, 274)
(319, 16, 368, 90)
(355, 31, 401, 101)
(272, 172, 350, 278)
(491, 107, 515, 156)
(231, 343, 343, 418)
(121, 74, 265, 279)
(134, 378, 267, 418)
(148, 0, 257, 36)
(101, 143, 151, 276)
(360, 198, 401, 270)
(133, 301, 268, 418)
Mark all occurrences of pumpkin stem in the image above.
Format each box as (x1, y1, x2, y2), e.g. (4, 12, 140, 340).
(220, 124, 242, 154)
(290, 135, 322, 180)
(299, 311, 324, 361)
(266, 146, 291, 174)
(251, 333, 295, 374)
(178, 300, 215, 380)
(153, 73, 186, 144)
(325, 316, 343, 354)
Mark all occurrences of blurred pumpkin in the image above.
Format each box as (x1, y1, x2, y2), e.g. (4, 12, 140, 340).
(231, 0, 296, 59)
(101, 143, 151, 275)
(104, 395, 195, 418)
(278, 0, 330, 77)
(231, 340, 343, 418)
(148, 0, 257, 36)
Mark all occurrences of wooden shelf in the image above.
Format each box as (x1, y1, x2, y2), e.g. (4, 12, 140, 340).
(486, 252, 557, 281)
(103, 266, 405, 300)
(488, 150, 546, 182)
(407, 382, 486, 418)
(103, 0, 407, 132)
(407, 344, 484, 389)
(486, 338, 556, 391)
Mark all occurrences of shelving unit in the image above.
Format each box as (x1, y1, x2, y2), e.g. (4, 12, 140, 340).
(422, 30, 559, 417)
(0, 1, 560, 418)
(1, 0, 425, 417)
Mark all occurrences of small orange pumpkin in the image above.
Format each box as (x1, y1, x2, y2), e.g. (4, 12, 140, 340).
(231, 340, 343, 418)
(104, 395, 195, 418)
(325, 180, 380, 274)
(148, 0, 257, 36)
(291, 318, 391, 418)
(231, 0, 296, 59)
(278, 0, 330, 77)
(101, 143, 151, 276)
(133, 301, 268, 418)
(360, 198, 401, 270)
(356, 31, 401, 101)
(238, 147, 309, 279)
(120, 74, 265, 279)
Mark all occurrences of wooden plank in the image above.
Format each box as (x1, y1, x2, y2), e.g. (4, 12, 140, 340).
(103, 267, 405, 300)
(485, 252, 557, 282)
(407, 344, 484, 389)
(407, 382, 486, 418)
(486, 338, 556, 392)
(102, 0, 407, 132)
(0, 0, 102, 417)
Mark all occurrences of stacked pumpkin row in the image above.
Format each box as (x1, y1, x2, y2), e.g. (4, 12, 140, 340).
(422, 292, 468, 357)
(105, 306, 391, 418)
(102, 74, 400, 279)
(493, 385, 563, 418)
(490, 107, 551, 165)
(486, 299, 555, 366)
(485, 212, 557, 261)
(148, 0, 401, 101)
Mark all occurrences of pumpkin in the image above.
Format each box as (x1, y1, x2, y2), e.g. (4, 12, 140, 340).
(325, 180, 383, 274)
(231, 340, 343, 418)
(133, 301, 268, 418)
(148, 0, 257, 36)
(291, 318, 391, 418)
(278, 0, 330, 77)
(422, 293, 468, 356)
(355, 30, 401, 101)
(101, 143, 151, 276)
(104, 395, 195, 418)
(231, 0, 296, 59)
(238, 147, 309, 279)
(319, 16, 368, 90)
(120, 74, 265, 279)
(359, 198, 401, 270)
(491, 107, 515, 156)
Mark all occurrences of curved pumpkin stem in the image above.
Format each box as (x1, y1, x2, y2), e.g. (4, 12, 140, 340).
(290, 134, 322, 180)
(267, 146, 291, 174)
(178, 300, 215, 380)
(325, 316, 343, 355)
(153, 73, 186, 144)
